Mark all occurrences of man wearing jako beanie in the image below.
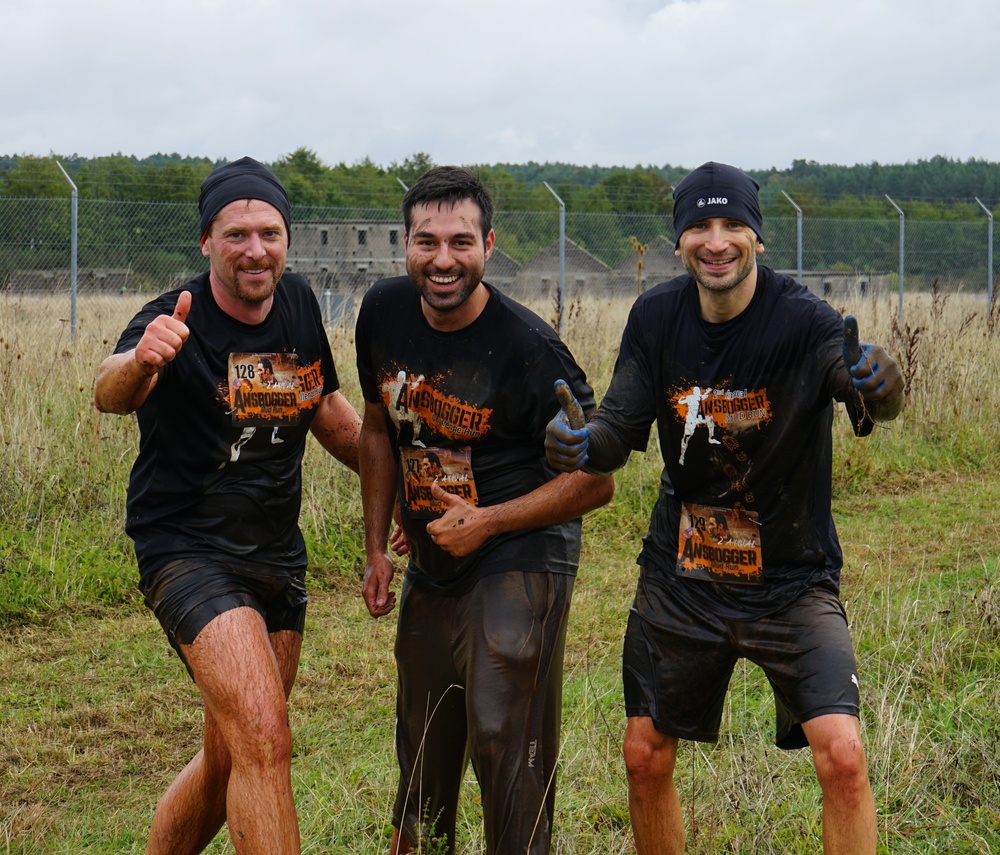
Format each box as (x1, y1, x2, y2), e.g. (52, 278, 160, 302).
(545, 161, 903, 853)
(94, 157, 362, 854)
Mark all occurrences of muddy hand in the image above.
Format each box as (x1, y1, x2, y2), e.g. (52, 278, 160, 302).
(546, 379, 589, 471)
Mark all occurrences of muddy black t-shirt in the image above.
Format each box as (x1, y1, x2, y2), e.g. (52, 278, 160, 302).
(113, 272, 338, 582)
(595, 266, 871, 619)
(356, 277, 596, 594)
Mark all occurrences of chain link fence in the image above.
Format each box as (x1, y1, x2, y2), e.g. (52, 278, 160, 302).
(1, 193, 997, 347)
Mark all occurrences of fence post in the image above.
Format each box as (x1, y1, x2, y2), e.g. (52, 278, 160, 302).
(780, 191, 803, 285)
(885, 195, 905, 322)
(55, 160, 78, 344)
(976, 197, 994, 308)
(543, 182, 566, 336)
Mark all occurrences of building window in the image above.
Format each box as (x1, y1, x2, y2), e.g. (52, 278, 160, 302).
(389, 230, 399, 245)
(357, 230, 367, 246)
(321, 230, 328, 245)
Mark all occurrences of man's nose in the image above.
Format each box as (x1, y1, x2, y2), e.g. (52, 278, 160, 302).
(245, 233, 266, 258)
(703, 223, 729, 252)
(433, 243, 455, 268)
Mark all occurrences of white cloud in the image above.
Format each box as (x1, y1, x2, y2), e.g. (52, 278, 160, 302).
(2, 0, 998, 170)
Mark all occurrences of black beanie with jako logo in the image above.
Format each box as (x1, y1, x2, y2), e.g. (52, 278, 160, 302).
(671, 161, 763, 247)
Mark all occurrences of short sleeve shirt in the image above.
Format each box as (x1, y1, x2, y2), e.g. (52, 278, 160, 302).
(114, 272, 338, 581)
(356, 277, 596, 594)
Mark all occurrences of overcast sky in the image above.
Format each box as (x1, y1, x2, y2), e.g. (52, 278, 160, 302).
(4, 0, 998, 172)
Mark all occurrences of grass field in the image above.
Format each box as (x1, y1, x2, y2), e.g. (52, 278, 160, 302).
(1, 286, 999, 853)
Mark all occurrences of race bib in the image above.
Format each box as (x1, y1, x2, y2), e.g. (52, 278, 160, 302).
(676, 502, 763, 585)
(400, 446, 478, 518)
(227, 352, 319, 426)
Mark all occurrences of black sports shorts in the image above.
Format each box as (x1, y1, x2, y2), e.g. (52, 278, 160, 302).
(140, 557, 307, 672)
(622, 574, 860, 749)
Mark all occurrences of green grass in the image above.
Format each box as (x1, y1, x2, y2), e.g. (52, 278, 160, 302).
(1, 290, 999, 852)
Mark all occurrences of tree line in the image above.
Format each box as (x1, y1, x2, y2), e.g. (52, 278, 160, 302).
(2, 150, 998, 291)
(2, 149, 998, 216)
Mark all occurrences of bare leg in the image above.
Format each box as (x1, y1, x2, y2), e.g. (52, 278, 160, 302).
(148, 608, 302, 855)
(623, 716, 685, 855)
(802, 714, 877, 855)
(146, 709, 230, 854)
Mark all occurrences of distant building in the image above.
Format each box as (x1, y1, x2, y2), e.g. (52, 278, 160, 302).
(484, 248, 520, 293)
(778, 270, 890, 300)
(612, 235, 686, 294)
(287, 220, 405, 293)
(3, 221, 890, 321)
(514, 238, 611, 301)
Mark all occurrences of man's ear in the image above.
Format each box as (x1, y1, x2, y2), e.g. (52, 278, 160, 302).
(756, 240, 765, 255)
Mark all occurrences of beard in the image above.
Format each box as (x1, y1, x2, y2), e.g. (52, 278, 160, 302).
(407, 259, 485, 313)
(682, 250, 757, 295)
(225, 264, 280, 305)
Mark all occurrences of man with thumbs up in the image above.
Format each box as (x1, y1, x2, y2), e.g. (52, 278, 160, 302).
(94, 157, 361, 855)
(545, 162, 904, 855)
(355, 166, 613, 854)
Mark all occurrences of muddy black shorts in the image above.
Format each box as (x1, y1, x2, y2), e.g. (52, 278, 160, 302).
(622, 575, 860, 749)
(140, 557, 307, 672)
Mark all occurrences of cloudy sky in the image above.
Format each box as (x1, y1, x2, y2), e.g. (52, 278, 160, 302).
(4, 0, 998, 172)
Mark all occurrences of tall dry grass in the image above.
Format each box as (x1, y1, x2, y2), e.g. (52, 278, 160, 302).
(1, 284, 999, 852)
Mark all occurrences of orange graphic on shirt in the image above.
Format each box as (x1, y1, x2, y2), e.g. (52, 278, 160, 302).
(670, 383, 772, 465)
(380, 370, 492, 441)
(677, 502, 763, 585)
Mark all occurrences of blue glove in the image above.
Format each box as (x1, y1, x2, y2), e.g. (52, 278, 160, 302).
(843, 315, 904, 411)
(545, 380, 590, 471)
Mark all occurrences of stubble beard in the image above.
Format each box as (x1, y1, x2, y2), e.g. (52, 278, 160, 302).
(685, 253, 757, 295)
(230, 265, 280, 305)
(409, 261, 484, 313)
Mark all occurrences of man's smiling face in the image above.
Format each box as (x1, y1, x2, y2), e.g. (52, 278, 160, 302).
(404, 198, 495, 329)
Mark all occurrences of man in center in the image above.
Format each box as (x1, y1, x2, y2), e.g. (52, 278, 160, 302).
(356, 166, 613, 854)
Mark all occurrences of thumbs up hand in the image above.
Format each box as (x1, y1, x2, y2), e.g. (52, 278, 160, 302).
(545, 379, 590, 472)
(842, 314, 904, 420)
(135, 290, 192, 375)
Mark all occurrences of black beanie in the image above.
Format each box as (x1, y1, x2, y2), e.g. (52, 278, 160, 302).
(672, 162, 763, 247)
(198, 156, 292, 245)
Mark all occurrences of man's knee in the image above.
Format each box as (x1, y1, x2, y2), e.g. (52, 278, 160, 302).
(202, 715, 234, 779)
(241, 711, 294, 768)
(623, 717, 676, 784)
(807, 718, 870, 794)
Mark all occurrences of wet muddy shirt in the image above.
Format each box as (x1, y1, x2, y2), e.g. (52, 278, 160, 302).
(113, 272, 338, 582)
(356, 277, 596, 594)
(595, 266, 870, 619)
